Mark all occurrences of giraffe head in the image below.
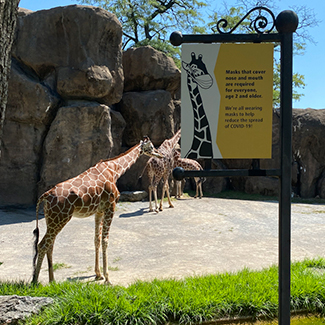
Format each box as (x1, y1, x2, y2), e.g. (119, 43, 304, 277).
(182, 52, 213, 89)
(140, 136, 164, 158)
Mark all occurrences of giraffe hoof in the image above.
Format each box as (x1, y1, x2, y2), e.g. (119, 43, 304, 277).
(95, 275, 105, 281)
(104, 280, 112, 285)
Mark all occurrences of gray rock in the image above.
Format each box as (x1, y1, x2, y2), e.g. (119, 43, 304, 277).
(13, 5, 123, 105)
(119, 190, 148, 202)
(123, 45, 180, 97)
(38, 101, 113, 194)
(292, 108, 325, 198)
(118, 90, 176, 147)
(0, 295, 53, 324)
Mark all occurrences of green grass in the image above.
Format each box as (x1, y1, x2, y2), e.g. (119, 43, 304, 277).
(1, 258, 325, 324)
(51, 263, 71, 272)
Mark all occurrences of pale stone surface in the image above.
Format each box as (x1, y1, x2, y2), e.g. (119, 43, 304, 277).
(0, 295, 53, 324)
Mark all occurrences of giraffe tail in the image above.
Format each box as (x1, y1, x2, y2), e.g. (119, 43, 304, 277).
(138, 163, 148, 180)
(32, 193, 46, 272)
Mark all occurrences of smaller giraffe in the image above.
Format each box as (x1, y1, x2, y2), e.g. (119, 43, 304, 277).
(173, 150, 204, 199)
(32, 137, 163, 284)
(142, 129, 181, 212)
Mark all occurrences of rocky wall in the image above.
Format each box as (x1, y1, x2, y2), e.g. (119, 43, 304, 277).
(0, 5, 324, 206)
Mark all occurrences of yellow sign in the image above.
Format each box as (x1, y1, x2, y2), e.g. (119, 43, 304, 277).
(181, 43, 274, 159)
(215, 44, 274, 158)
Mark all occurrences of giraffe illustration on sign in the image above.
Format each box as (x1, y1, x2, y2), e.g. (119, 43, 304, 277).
(32, 137, 163, 284)
(182, 52, 214, 159)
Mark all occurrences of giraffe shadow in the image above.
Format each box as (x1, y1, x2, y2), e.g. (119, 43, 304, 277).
(0, 206, 41, 225)
(67, 275, 99, 282)
(118, 208, 147, 218)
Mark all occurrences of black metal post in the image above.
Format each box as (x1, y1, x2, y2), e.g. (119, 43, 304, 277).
(171, 8, 298, 325)
(276, 10, 299, 325)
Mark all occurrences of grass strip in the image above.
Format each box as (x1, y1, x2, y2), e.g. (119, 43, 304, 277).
(1, 258, 325, 324)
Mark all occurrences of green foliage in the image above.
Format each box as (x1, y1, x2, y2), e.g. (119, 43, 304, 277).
(77, 0, 318, 105)
(80, 0, 207, 49)
(273, 61, 306, 107)
(2, 258, 325, 324)
(207, 1, 316, 107)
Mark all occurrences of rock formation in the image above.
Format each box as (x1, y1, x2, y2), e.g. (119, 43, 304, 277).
(0, 5, 324, 207)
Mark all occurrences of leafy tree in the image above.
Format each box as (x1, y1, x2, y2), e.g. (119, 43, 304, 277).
(207, 0, 319, 107)
(80, 0, 207, 61)
(0, 0, 20, 158)
(78, 0, 318, 105)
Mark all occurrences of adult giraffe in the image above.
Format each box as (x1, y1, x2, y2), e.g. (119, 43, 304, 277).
(144, 129, 181, 212)
(32, 137, 163, 284)
(182, 52, 214, 159)
(173, 150, 204, 199)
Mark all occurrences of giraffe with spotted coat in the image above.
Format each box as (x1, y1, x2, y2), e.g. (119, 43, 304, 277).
(143, 129, 181, 212)
(173, 150, 204, 199)
(32, 137, 163, 284)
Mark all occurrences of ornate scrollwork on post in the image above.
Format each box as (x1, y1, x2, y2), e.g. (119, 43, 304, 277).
(212, 6, 276, 34)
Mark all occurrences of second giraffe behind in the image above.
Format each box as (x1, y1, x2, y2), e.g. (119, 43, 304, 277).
(174, 150, 204, 199)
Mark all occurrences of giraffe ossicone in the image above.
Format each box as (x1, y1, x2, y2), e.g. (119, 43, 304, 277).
(32, 136, 163, 284)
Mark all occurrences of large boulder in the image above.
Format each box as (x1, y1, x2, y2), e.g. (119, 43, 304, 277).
(292, 108, 325, 198)
(13, 5, 124, 105)
(38, 101, 114, 194)
(123, 46, 181, 97)
(118, 90, 176, 147)
(0, 61, 60, 206)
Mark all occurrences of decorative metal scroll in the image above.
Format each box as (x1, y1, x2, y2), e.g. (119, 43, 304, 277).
(212, 6, 276, 34)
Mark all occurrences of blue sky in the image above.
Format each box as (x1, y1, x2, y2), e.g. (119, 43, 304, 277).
(19, 0, 324, 109)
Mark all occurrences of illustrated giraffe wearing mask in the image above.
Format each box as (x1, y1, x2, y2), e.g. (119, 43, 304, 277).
(182, 52, 214, 159)
(32, 137, 163, 284)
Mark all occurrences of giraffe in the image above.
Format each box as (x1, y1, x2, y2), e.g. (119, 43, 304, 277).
(173, 150, 204, 199)
(32, 137, 163, 284)
(182, 52, 214, 159)
(143, 129, 181, 212)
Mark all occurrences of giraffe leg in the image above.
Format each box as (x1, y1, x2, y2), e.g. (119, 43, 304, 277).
(199, 181, 203, 199)
(47, 241, 55, 282)
(101, 208, 114, 284)
(165, 182, 174, 208)
(194, 178, 199, 198)
(148, 185, 154, 212)
(159, 178, 174, 211)
(153, 185, 159, 213)
(32, 213, 72, 283)
(94, 212, 104, 280)
(32, 235, 48, 284)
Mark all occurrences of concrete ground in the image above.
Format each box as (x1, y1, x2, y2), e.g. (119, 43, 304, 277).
(0, 196, 324, 286)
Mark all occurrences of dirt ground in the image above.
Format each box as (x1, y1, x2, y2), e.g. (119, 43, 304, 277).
(0, 196, 324, 286)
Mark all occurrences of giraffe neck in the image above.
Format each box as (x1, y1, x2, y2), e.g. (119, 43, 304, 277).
(186, 76, 213, 159)
(104, 143, 141, 182)
(159, 129, 181, 154)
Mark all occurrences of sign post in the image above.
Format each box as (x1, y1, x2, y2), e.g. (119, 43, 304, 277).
(171, 8, 298, 325)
